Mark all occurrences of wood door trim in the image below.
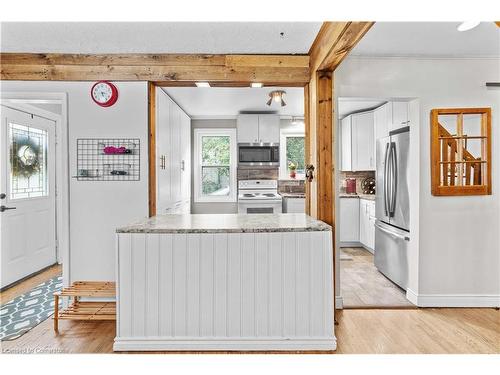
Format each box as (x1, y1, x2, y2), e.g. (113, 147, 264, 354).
(148, 82, 156, 217)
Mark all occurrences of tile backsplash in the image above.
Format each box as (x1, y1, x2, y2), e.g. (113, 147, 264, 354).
(339, 171, 376, 195)
(237, 168, 279, 181)
(278, 179, 305, 194)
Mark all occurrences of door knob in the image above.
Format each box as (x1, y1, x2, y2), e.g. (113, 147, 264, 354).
(0, 205, 16, 212)
(0, 193, 6, 199)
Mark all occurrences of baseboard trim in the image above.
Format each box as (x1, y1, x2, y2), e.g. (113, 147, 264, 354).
(406, 289, 500, 307)
(339, 242, 362, 248)
(335, 296, 344, 310)
(406, 288, 419, 305)
(113, 337, 337, 352)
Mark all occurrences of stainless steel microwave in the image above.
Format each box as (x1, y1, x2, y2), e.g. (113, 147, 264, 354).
(238, 144, 279, 166)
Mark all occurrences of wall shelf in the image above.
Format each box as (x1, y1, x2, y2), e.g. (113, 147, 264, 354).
(76, 138, 140, 181)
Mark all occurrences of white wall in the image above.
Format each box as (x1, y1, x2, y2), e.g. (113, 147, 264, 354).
(335, 57, 500, 305)
(1, 81, 149, 282)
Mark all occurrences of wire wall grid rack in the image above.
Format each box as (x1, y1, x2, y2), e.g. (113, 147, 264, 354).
(75, 138, 140, 181)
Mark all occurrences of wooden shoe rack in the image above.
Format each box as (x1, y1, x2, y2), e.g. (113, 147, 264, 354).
(53, 281, 116, 331)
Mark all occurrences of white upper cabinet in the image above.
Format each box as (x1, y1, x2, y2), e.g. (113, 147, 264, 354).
(342, 111, 374, 172)
(237, 114, 259, 143)
(340, 116, 352, 171)
(237, 114, 280, 143)
(374, 102, 390, 140)
(391, 101, 410, 131)
(352, 111, 375, 171)
(257, 114, 280, 143)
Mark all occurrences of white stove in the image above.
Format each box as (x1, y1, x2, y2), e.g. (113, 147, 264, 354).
(237, 180, 282, 214)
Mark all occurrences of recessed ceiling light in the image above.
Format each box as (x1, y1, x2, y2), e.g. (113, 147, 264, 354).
(457, 21, 480, 32)
(195, 82, 210, 88)
(251, 83, 263, 88)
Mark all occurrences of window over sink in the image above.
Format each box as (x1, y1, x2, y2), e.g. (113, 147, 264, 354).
(194, 128, 237, 202)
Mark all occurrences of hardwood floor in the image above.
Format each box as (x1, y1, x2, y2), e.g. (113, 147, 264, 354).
(0, 264, 61, 304)
(2, 307, 498, 354)
(1, 263, 499, 354)
(340, 247, 414, 308)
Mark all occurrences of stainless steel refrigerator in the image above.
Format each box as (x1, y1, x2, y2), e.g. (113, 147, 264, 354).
(375, 127, 410, 289)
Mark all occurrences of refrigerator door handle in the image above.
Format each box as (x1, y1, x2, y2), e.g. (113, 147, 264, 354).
(375, 221, 410, 241)
(390, 142, 398, 217)
(383, 142, 390, 217)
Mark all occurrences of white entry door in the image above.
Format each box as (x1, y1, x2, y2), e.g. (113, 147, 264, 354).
(0, 105, 56, 288)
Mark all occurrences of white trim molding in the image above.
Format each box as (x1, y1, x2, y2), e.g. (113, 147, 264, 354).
(114, 337, 337, 352)
(335, 296, 344, 310)
(406, 289, 500, 307)
(193, 128, 237, 203)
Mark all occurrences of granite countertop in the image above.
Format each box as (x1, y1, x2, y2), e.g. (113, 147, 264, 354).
(339, 193, 376, 201)
(117, 214, 332, 234)
(279, 193, 306, 198)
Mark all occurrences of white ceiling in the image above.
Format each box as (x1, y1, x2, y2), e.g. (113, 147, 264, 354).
(0, 22, 321, 54)
(337, 99, 386, 119)
(163, 87, 304, 118)
(350, 22, 500, 57)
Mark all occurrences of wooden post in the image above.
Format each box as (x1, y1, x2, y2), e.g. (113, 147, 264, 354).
(304, 84, 311, 215)
(53, 293, 59, 332)
(315, 71, 334, 226)
(148, 82, 157, 217)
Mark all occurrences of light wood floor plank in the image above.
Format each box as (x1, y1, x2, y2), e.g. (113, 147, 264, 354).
(1, 261, 498, 354)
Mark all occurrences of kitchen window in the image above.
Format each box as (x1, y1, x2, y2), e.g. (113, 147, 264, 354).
(280, 132, 305, 179)
(194, 128, 237, 202)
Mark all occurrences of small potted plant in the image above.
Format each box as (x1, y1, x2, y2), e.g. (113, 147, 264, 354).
(288, 161, 297, 179)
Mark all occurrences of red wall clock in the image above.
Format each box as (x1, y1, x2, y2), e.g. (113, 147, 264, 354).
(91, 81, 119, 107)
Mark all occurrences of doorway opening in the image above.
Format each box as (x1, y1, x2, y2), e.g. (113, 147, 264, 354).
(148, 83, 306, 217)
(336, 97, 417, 308)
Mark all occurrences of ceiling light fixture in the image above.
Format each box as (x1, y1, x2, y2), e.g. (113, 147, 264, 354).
(195, 82, 211, 88)
(266, 90, 286, 107)
(251, 83, 263, 88)
(457, 21, 480, 32)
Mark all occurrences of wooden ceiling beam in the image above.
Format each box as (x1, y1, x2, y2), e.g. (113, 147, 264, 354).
(0, 53, 310, 84)
(309, 22, 374, 72)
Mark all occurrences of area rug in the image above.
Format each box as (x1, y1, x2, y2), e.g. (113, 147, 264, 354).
(0, 275, 62, 341)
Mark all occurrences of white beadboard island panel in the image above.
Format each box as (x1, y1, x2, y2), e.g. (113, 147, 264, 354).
(114, 214, 334, 351)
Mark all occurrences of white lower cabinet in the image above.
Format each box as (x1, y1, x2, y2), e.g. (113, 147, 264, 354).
(115, 231, 335, 351)
(359, 199, 375, 252)
(339, 198, 359, 243)
(339, 197, 375, 251)
(283, 197, 305, 213)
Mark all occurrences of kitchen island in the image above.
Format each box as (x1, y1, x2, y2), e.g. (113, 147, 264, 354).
(114, 214, 335, 351)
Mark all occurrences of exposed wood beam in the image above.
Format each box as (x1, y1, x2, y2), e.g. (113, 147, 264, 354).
(0, 53, 310, 84)
(309, 22, 374, 72)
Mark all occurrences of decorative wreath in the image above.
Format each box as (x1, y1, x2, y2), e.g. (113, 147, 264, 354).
(10, 137, 42, 178)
